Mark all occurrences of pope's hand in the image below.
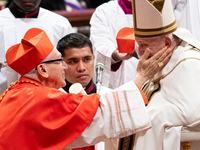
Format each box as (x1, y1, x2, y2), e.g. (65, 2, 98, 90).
(133, 46, 172, 87)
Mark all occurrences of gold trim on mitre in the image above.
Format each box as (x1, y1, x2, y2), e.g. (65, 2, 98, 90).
(134, 21, 177, 38)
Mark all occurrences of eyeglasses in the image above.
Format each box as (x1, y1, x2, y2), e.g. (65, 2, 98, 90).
(41, 58, 64, 64)
(35, 58, 64, 70)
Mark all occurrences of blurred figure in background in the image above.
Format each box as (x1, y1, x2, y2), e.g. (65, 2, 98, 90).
(90, 0, 138, 89)
(171, 0, 200, 41)
(6, 0, 66, 10)
(6, 0, 111, 10)
(0, 0, 73, 95)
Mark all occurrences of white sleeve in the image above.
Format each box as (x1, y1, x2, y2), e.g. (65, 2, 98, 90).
(90, 4, 117, 58)
(66, 81, 151, 148)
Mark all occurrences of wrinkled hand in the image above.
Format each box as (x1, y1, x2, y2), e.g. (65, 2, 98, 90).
(133, 46, 172, 87)
(112, 49, 132, 61)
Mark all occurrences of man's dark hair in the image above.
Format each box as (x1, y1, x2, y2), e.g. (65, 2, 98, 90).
(57, 33, 93, 57)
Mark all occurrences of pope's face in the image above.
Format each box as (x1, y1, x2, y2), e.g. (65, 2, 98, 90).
(13, 0, 41, 12)
(63, 46, 95, 87)
(136, 36, 166, 58)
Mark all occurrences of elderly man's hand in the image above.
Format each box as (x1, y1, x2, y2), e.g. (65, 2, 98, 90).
(133, 46, 172, 87)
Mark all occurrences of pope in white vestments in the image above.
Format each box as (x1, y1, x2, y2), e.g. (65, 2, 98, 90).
(0, 1, 74, 95)
(134, 28, 200, 150)
(129, 0, 200, 150)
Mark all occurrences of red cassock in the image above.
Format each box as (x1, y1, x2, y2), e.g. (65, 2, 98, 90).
(0, 77, 100, 150)
(73, 146, 95, 150)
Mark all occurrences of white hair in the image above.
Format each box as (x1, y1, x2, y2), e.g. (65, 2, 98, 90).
(167, 33, 182, 45)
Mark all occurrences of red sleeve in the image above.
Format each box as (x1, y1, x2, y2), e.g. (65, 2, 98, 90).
(111, 61, 122, 71)
(135, 84, 148, 105)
